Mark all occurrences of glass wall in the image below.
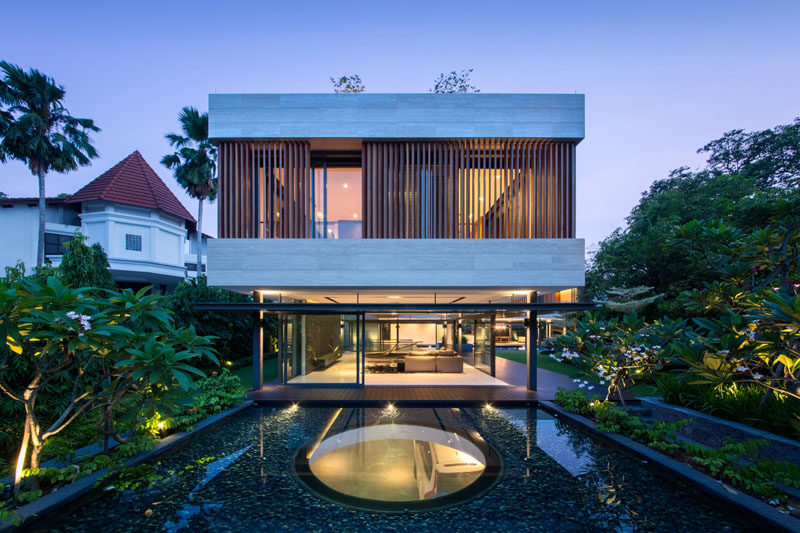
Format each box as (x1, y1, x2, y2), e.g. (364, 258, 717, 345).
(314, 168, 363, 239)
(473, 318, 493, 375)
(283, 314, 362, 384)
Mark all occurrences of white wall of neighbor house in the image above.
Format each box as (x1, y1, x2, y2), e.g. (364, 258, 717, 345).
(207, 238, 585, 292)
(0, 205, 41, 271)
(0, 204, 82, 271)
(79, 202, 186, 271)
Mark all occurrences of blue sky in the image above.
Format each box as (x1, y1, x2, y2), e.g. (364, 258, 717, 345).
(1, 0, 798, 248)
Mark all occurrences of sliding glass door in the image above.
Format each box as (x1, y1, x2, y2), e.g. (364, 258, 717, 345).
(281, 313, 364, 385)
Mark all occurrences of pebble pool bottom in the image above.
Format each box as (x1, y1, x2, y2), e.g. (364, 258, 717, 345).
(42, 406, 754, 532)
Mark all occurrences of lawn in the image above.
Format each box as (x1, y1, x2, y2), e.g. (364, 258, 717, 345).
(497, 349, 659, 397)
(232, 357, 279, 391)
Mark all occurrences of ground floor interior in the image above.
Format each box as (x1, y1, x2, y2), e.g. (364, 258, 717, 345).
(244, 303, 584, 391)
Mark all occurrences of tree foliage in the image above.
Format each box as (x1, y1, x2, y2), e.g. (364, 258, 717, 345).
(0, 276, 217, 499)
(166, 276, 277, 364)
(431, 68, 479, 94)
(161, 106, 216, 271)
(57, 233, 115, 292)
(0, 61, 99, 266)
(330, 74, 365, 93)
(586, 118, 799, 313)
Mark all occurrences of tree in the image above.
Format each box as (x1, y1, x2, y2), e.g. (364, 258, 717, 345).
(0, 277, 216, 499)
(330, 74, 365, 93)
(58, 232, 115, 291)
(0, 61, 99, 267)
(431, 68, 479, 93)
(699, 118, 800, 188)
(166, 276, 277, 364)
(161, 107, 216, 273)
(586, 167, 792, 313)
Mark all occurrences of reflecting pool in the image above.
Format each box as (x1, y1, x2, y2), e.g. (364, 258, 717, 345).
(42, 406, 754, 532)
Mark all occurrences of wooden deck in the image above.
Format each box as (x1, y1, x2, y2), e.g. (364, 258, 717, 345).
(248, 385, 539, 407)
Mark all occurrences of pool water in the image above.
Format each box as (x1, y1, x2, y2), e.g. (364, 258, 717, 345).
(43, 406, 753, 532)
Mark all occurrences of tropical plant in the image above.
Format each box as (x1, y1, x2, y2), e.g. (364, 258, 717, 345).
(547, 312, 673, 403)
(57, 232, 115, 291)
(161, 106, 216, 272)
(330, 74, 365, 93)
(0, 277, 217, 500)
(431, 68, 479, 93)
(601, 286, 663, 314)
(166, 276, 277, 364)
(0, 61, 99, 266)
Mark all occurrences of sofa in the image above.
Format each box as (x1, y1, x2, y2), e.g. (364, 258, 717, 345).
(404, 348, 464, 373)
(436, 355, 464, 373)
(404, 355, 437, 372)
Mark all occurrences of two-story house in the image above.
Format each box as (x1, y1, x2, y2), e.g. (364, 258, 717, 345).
(204, 93, 589, 392)
(0, 151, 202, 290)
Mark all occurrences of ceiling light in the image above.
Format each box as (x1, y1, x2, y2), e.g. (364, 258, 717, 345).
(342, 183, 349, 189)
(387, 295, 402, 299)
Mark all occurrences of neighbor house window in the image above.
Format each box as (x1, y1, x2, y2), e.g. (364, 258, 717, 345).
(125, 234, 142, 251)
(44, 233, 73, 255)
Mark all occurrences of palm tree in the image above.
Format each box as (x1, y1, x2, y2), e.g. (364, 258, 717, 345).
(161, 107, 217, 275)
(0, 61, 99, 266)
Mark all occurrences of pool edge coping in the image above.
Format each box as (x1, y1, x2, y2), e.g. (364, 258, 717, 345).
(538, 400, 800, 533)
(0, 400, 255, 532)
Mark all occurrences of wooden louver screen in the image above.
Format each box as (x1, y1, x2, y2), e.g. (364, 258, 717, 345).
(217, 141, 313, 238)
(361, 140, 576, 238)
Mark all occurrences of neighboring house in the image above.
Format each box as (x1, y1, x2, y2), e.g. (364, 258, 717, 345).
(0, 151, 204, 291)
(204, 93, 591, 391)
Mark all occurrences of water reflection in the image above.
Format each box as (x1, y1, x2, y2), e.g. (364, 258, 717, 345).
(293, 407, 502, 511)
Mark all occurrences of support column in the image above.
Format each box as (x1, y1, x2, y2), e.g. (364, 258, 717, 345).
(526, 310, 538, 391)
(490, 315, 496, 377)
(252, 291, 263, 391)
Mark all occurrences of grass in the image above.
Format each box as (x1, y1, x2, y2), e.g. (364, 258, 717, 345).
(231, 357, 279, 392)
(497, 349, 659, 397)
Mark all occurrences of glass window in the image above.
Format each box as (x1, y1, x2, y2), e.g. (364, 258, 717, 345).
(44, 233, 73, 256)
(125, 234, 142, 251)
(314, 168, 362, 239)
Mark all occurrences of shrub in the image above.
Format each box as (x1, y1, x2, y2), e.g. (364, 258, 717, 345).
(166, 277, 276, 366)
(655, 373, 800, 440)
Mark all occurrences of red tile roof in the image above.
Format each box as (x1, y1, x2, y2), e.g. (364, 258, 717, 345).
(69, 151, 195, 224)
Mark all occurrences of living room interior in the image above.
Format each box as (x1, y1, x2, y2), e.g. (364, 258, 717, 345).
(283, 311, 512, 387)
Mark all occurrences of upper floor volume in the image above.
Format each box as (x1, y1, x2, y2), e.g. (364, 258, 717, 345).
(208, 93, 584, 241)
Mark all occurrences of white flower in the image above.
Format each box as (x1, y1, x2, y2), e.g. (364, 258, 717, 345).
(752, 373, 764, 380)
(748, 332, 756, 340)
(573, 378, 582, 383)
(587, 386, 594, 390)
(578, 383, 585, 388)
(719, 350, 730, 354)
(735, 365, 748, 372)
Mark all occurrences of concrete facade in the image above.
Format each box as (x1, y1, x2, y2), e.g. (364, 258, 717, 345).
(207, 238, 585, 292)
(209, 93, 585, 140)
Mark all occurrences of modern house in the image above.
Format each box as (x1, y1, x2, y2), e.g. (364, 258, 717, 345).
(0, 151, 204, 290)
(205, 93, 589, 392)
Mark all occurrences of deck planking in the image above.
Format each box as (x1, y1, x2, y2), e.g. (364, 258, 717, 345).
(248, 385, 540, 407)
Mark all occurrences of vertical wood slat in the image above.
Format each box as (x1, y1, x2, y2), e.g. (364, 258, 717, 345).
(217, 139, 576, 240)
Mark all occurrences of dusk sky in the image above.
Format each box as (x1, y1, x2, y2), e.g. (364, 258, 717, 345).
(1, 0, 798, 249)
